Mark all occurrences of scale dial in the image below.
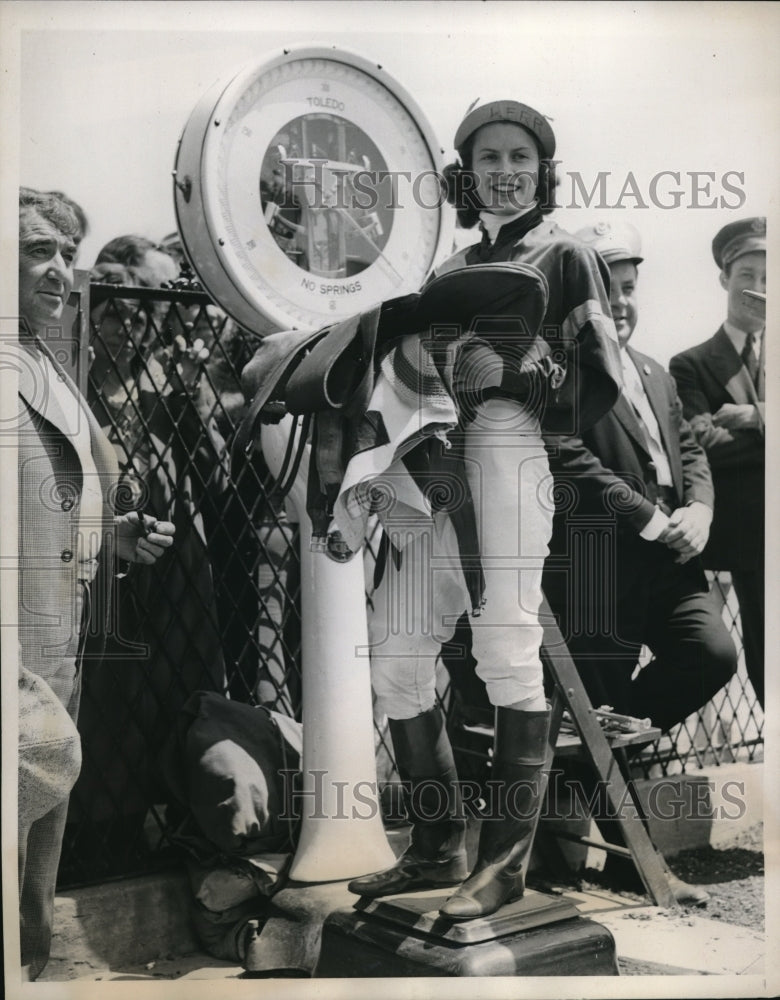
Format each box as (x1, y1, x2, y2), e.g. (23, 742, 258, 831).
(174, 46, 452, 334)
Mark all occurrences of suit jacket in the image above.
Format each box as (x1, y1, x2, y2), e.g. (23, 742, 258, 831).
(16, 338, 118, 704)
(669, 327, 764, 570)
(541, 345, 711, 632)
(545, 345, 713, 535)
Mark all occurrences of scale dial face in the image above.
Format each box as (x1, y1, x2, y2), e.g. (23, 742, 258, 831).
(175, 47, 452, 334)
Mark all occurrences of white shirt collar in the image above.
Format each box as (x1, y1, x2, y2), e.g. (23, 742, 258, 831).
(619, 345, 638, 372)
(723, 320, 762, 354)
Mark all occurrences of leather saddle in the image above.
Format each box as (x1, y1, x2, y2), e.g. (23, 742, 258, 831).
(232, 293, 420, 466)
(233, 262, 551, 459)
(232, 326, 325, 462)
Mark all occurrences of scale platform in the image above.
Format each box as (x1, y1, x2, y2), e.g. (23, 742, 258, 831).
(314, 887, 619, 977)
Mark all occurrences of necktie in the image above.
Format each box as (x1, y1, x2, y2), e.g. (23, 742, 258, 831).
(620, 355, 673, 486)
(741, 332, 759, 386)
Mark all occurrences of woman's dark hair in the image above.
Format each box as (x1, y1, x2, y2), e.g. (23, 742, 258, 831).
(443, 129, 558, 229)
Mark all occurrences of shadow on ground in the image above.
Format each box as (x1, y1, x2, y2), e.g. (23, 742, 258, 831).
(670, 845, 764, 885)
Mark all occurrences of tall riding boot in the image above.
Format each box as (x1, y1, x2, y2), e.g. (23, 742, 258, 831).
(440, 706, 550, 921)
(348, 707, 468, 897)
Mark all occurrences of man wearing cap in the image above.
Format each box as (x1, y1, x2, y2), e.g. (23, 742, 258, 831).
(541, 221, 736, 900)
(669, 219, 765, 707)
(543, 220, 736, 725)
(544, 222, 736, 903)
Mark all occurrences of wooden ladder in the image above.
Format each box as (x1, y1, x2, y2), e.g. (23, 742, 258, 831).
(447, 597, 677, 907)
(538, 596, 676, 907)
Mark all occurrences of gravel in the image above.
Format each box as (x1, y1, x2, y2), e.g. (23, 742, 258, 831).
(577, 821, 764, 927)
(665, 822, 764, 932)
(576, 822, 764, 976)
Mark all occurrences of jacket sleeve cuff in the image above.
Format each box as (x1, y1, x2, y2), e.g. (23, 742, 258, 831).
(639, 506, 670, 541)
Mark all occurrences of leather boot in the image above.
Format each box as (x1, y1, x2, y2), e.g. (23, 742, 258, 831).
(348, 707, 468, 897)
(440, 706, 550, 921)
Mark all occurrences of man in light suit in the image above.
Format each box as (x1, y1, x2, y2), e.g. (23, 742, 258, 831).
(13, 189, 175, 979)
(670, 219, 765, 707)
(541, 221, 736, 903)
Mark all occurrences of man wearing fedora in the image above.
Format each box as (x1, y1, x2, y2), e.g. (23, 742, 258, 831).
(670, 218, 766, 707)
(542, 221, 737, 902)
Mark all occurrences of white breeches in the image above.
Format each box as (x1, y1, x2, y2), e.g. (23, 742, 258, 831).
(369, 398, 553, 719)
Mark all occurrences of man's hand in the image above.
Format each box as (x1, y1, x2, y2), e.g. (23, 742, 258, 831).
(172, 333, 210, 390)
(712, 403, 760, 431)
(657, 501, 712, 564)
(115, 511, 175, 564)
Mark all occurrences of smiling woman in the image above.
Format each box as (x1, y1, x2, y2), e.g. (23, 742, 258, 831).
(348, 97, 622, 923)
(470, 121, 541, 216)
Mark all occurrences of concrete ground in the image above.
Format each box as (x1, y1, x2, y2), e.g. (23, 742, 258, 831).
(28, 759, 768, 988)
(37, 882, 764, 982)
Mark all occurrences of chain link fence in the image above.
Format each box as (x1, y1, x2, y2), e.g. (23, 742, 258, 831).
(58, 280, 762, 888)
(61, 281, 300, 886)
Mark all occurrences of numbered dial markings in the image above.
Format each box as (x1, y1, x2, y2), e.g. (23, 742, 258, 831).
(176, 48, 449, 333)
